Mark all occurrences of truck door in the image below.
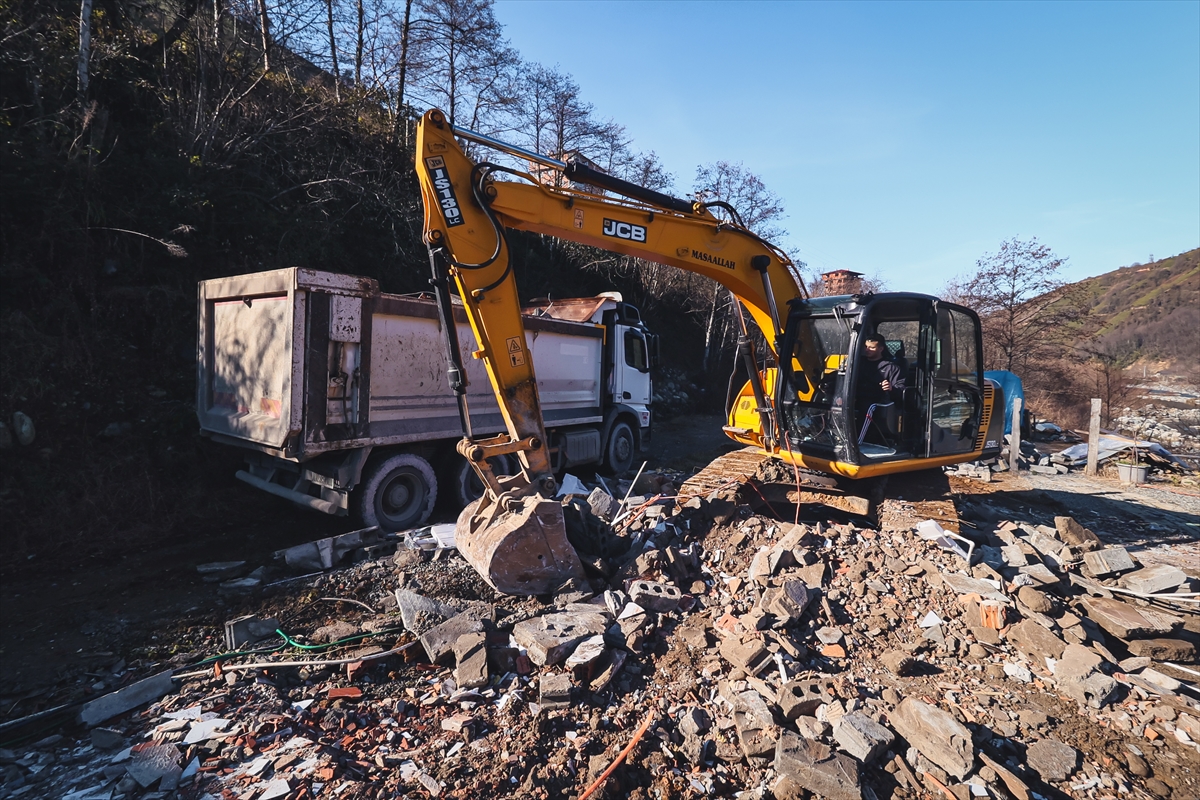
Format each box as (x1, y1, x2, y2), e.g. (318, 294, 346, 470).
(925, 304, 984, 458)
(612, 325, 652, 407)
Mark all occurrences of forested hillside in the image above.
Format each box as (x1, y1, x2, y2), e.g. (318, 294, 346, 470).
(0, 0, 784, 567)
(1072, 249, 1199, 371)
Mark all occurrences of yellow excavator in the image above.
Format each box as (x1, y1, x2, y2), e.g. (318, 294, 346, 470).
(414, 109, 1005, 595)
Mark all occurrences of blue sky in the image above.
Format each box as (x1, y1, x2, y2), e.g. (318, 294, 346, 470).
(493, 0, 1200, 294)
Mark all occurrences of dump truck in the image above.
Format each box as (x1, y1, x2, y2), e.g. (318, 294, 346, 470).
(196, 267, 656, 531)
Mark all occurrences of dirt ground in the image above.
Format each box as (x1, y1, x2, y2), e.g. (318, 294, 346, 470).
(1, 413, 1197, 725)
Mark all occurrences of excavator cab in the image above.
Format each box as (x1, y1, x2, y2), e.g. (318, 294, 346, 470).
(774, 293, 1001, 475)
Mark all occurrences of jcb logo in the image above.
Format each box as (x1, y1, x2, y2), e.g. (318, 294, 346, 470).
(602, 218, 646, 242)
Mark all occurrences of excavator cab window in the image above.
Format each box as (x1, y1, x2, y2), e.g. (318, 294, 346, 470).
(926, 304, 985, 457)
(778, 313, 853, 460)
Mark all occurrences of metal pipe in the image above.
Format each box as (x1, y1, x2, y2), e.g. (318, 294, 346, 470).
(451, 124, 567, 170)
(235, 471, 341, 515)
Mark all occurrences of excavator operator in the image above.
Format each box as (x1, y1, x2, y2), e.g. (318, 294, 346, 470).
(856, 334, 905, 445)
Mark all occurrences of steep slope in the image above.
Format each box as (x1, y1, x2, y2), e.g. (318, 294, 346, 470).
(1071, 249, 1200, 370)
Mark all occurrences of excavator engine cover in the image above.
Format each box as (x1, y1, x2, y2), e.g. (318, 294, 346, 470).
(455, 493, 586, 596)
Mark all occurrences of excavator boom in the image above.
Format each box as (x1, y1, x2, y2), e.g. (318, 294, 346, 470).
(414, 109, 998, 596)
(415, 109, 806, 595)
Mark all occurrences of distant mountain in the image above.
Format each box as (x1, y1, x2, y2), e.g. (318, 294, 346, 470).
(1070, 249, 1199, 372)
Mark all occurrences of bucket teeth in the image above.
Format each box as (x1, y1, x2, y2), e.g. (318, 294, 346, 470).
(455, 494, 586, 596)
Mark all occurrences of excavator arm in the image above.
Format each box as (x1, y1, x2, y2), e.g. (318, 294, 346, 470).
(415, 108, 805, 595)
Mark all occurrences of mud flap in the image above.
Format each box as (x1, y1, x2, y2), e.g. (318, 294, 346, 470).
(455, 493, 586, 596)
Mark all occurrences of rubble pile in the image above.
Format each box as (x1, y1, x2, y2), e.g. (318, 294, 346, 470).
(3, 484, 1198, 800)
(1115, 404, 1200, 454)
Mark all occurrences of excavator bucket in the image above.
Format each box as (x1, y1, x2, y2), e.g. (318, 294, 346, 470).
(455, 493, 586, 596)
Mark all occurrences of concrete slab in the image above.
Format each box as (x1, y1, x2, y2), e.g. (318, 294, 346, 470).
(512, 610, 608, 666)
(775, 731, 861, 800)
(890, 698, 974, 779)
(79, 670, 176, 727)
(1081, 597, 1183, 639)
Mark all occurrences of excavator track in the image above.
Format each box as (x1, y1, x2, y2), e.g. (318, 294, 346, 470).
(680, 447, 961, 530)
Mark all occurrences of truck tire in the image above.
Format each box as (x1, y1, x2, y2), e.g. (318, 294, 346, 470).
(602, 421, 636, 475)
(448, 454, 514, 508)
(355, 453, 437, 532)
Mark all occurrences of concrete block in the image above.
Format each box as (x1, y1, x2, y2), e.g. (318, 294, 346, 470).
(1119, 564, 1188, 595)
(587, 487, 620, 522)
(627, 580, 682, 612)
(419, 603, 495, 664)
(512, 610, 608, 666)
(774, 732, 861, 800)
(454, 631, 488, 690)
(1083, 547, 1136, 577)
(834, 713, 894, 763)
(539, 673, 572, 710)
(733, 690, 779, 758)
(765, 580, 812, 624)
(224, 615, 281, 650)
(79, 670, 175, 727)
(778, 679, 833, 720)
(719, 634, 769, 672)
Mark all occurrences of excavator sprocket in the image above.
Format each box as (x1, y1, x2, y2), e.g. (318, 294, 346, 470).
(455, 493, 586, 596)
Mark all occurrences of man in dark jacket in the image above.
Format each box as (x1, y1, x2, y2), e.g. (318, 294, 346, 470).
(857, 334, 905, 405)
(856, 334, 905, 445)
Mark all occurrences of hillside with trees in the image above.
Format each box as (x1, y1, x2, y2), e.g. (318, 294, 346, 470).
(1070, 249, 1199, 373)
(0, 0, 803, 567)
(949, 243, 1199, 432)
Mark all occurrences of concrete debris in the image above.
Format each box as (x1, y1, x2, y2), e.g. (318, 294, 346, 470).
(512, 609, 608, 666)
(275, 526, 384, 571)
(775, 731, 862, 800)
(1025, 738, 1080, 783)
(891, 698, 974, 779)
(1081, 596, 1183, 639)
(13, 465, 1200, 800)
(1118, 564, 1190, 595)
(78, 670, 176, 727)
(393, 588, 459, 634)
(1083, 545, 1137, 577)
(627, 579, 682, 612)
(833, 712, 894, 763)
(224, 614, 281, 649)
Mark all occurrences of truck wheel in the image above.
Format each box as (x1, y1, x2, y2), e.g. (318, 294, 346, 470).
(603, 421, 636, 475)
(355, 453, 437, 532)
(449, 454, 514, 508)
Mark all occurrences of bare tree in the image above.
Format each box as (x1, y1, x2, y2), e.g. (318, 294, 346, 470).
(693, 161, 787, 241)
(692, 162, 791, 374)
(77, 0, 92, 105)
(954, 237, 1081, 375)
(354, 0, 363, 85)
(255, 0, 271, 71)
(405, 0, 517, 132)
(325, 0, 340, 99)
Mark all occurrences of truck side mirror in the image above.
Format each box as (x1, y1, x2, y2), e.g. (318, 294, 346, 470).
(648, 333, 660, 368)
